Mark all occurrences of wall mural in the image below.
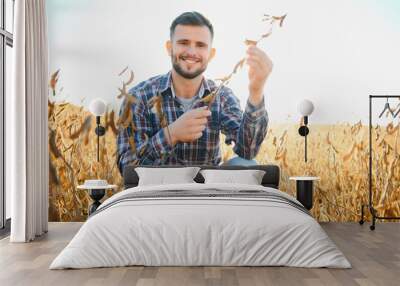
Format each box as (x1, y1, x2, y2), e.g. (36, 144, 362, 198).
(47, 0, 400, 222)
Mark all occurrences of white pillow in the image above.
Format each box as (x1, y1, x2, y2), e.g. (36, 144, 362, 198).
(200, 169, 266, 185)
(136, 167, 200, 186)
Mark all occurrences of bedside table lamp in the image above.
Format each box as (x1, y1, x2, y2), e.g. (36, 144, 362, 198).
(297, 99, 314, 162)
(89, 98, 106, 162)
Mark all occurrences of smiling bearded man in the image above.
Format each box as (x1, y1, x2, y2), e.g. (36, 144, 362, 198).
(117, 11, 273, 173)
(170, 25, 208, 80)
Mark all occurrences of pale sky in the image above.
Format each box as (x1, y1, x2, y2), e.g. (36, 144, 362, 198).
(47, 0, 400, 124)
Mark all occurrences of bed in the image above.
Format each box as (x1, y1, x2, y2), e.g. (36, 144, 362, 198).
(50, 165, 351, 269)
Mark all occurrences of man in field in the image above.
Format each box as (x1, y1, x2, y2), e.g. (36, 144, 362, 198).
(117, 11, 273, 173)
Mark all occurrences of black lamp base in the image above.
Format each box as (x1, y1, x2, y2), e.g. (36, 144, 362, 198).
(298, 116, 310, 162)
(88, 189, 105, 215)
(298, 126, 309, 136)
(95, 125, 106, 136)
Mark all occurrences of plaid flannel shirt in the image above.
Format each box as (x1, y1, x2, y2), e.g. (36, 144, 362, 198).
(117, 71, 268, 173)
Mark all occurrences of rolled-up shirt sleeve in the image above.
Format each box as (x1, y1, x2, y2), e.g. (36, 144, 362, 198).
(220, 87, 269, 159)
(116, 93, 174, 173)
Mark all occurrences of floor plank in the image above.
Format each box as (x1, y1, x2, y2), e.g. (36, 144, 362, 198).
(0, 222, 399, 286)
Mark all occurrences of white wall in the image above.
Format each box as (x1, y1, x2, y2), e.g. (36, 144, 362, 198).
(47, 0, 400, 124)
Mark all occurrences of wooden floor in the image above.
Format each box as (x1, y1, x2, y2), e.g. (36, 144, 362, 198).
(0, 222, 399, 286)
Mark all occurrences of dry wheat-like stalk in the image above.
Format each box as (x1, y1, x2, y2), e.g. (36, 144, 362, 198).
(104, 109, 118, 135)
(147, 92, 173, 160)
(199, 13, 287, 108)
(116, 67, 138, 157)
(49, 69, 60, 96)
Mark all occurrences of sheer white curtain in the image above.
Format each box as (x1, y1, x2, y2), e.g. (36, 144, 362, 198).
(9, 0, 49, 242)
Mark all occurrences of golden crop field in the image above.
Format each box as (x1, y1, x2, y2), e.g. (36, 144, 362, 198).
(48, 101, 400, 222)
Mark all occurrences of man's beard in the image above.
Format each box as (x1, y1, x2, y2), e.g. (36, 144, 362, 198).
(171, 54, 207, 79)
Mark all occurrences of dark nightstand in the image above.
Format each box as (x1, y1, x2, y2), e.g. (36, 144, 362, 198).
(78, 181, 118, 215)
(289, 176, 320, 210)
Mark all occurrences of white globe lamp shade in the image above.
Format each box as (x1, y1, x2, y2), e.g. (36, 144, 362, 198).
(89, 98, 106, 116)
(298, 99, 314, 116)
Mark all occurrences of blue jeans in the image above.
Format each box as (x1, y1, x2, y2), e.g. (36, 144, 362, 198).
(224, 156, 258, 166)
